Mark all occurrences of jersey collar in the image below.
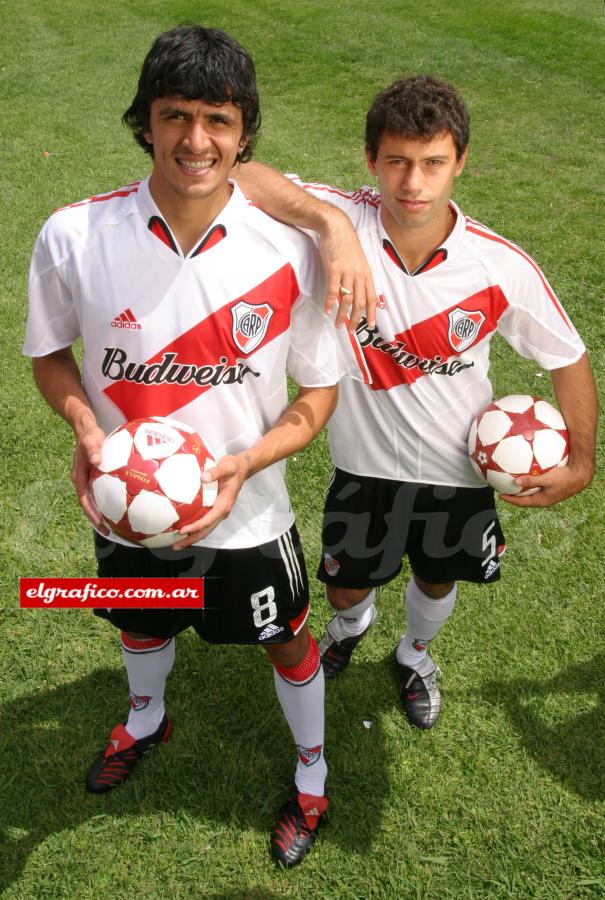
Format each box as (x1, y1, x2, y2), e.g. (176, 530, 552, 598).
(136, 176, 247, 258)
(378, 200, 465, 275)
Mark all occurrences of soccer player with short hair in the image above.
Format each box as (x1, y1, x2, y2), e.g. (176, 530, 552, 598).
(237, 74, 597, 730)
(23, 24, 366, 868)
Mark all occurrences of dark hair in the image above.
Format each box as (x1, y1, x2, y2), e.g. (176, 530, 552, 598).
(365, 75, 469, 161)
(123, 24, 261, 161)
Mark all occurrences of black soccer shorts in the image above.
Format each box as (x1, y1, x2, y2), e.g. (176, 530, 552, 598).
(94, 524, 309, 644)
(316, 468, 506, 589)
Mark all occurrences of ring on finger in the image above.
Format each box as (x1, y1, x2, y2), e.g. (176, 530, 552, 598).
(339, 285, 353, 296)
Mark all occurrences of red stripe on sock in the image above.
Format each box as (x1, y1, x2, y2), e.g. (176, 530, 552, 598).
(120, 632, 169, 651)
(273, 635, 320, 684)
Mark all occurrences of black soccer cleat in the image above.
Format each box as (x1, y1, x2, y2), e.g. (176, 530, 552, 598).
(85, 714, 172, 793)
(271, 784, 329, 868)
(318, 605, 377, 679)
(395, 655, 441, 730)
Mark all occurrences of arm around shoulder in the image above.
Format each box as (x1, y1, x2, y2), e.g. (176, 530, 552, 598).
(237, 161, 377, 328)
(237, 161, 335, 232)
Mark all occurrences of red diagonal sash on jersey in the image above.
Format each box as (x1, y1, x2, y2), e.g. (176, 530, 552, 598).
(103, 264, 300, 420)
(357, 285, 509, 392)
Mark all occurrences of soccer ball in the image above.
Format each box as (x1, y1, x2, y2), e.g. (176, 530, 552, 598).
(468, 395, 569, 495)
(88, 417, 217, 547)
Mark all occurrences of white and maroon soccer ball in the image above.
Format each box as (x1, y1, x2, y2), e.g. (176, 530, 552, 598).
(468, 395, 569, 495)
(88, 417, 217, 547)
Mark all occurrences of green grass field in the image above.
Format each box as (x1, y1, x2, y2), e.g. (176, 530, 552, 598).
(1, 0, 604, 897)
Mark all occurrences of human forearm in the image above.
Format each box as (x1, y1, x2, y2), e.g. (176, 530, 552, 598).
(32, 348, 98, 441)
(236, 384, 338, 478)
(174, 384, 338, 547)
(237, 162, 336, 233)
(237, 162, 377, 328)
(551, 352, 597, 482)
(31, 348, 107, 528)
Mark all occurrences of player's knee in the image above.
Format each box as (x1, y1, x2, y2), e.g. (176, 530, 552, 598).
(265, 627, 309, 668)
(268, 630, 321, 685)
(412, 574, 455, 600)
(326, 585, 372, 610)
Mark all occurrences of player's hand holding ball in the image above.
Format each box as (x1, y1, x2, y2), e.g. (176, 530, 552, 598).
(88, 417, 217, 547)
(172, 452, 252, 548)
(468, 395, 570, 505)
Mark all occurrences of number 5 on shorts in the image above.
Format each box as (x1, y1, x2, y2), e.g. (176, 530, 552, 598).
(481, 521, 496, 569)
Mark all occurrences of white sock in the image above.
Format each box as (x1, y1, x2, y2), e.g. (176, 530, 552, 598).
(397, 580, 457, 674)
(120, 633, 175, 739)
(328, 589, 377, 639)
(272, 636, 327, 797)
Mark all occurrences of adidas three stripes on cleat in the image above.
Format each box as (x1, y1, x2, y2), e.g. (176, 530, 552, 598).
(85, 714, 172, 793)
(271, 784, 329, 867)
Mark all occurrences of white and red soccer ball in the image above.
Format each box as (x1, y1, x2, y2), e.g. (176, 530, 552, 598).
(468, 395, 569, 495)
(88, 417, 217, 547)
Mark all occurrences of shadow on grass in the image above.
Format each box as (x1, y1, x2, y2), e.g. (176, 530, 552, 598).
(481, 651, 605, 800)
(0, 636, 394, 892)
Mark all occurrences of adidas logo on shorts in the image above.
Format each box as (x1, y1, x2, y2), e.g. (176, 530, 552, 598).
(484, 558, 500, 580)
(259, 623, 284, 641)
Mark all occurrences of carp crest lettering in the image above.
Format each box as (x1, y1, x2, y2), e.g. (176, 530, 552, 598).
(447, 308, 485, 352)
(231, 302, 274, 354)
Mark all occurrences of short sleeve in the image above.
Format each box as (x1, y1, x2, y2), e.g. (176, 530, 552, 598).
(495, 252, 585, 370)
(287, 261, 340, 386)
(23, 222, 81, 357)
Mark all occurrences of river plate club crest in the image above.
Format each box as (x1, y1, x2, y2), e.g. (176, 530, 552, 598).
(231, 301, 274, 354)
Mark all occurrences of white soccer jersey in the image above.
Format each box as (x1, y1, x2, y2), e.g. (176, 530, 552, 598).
(290, 178, 586, 487)
(25, 178, 344, 548)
